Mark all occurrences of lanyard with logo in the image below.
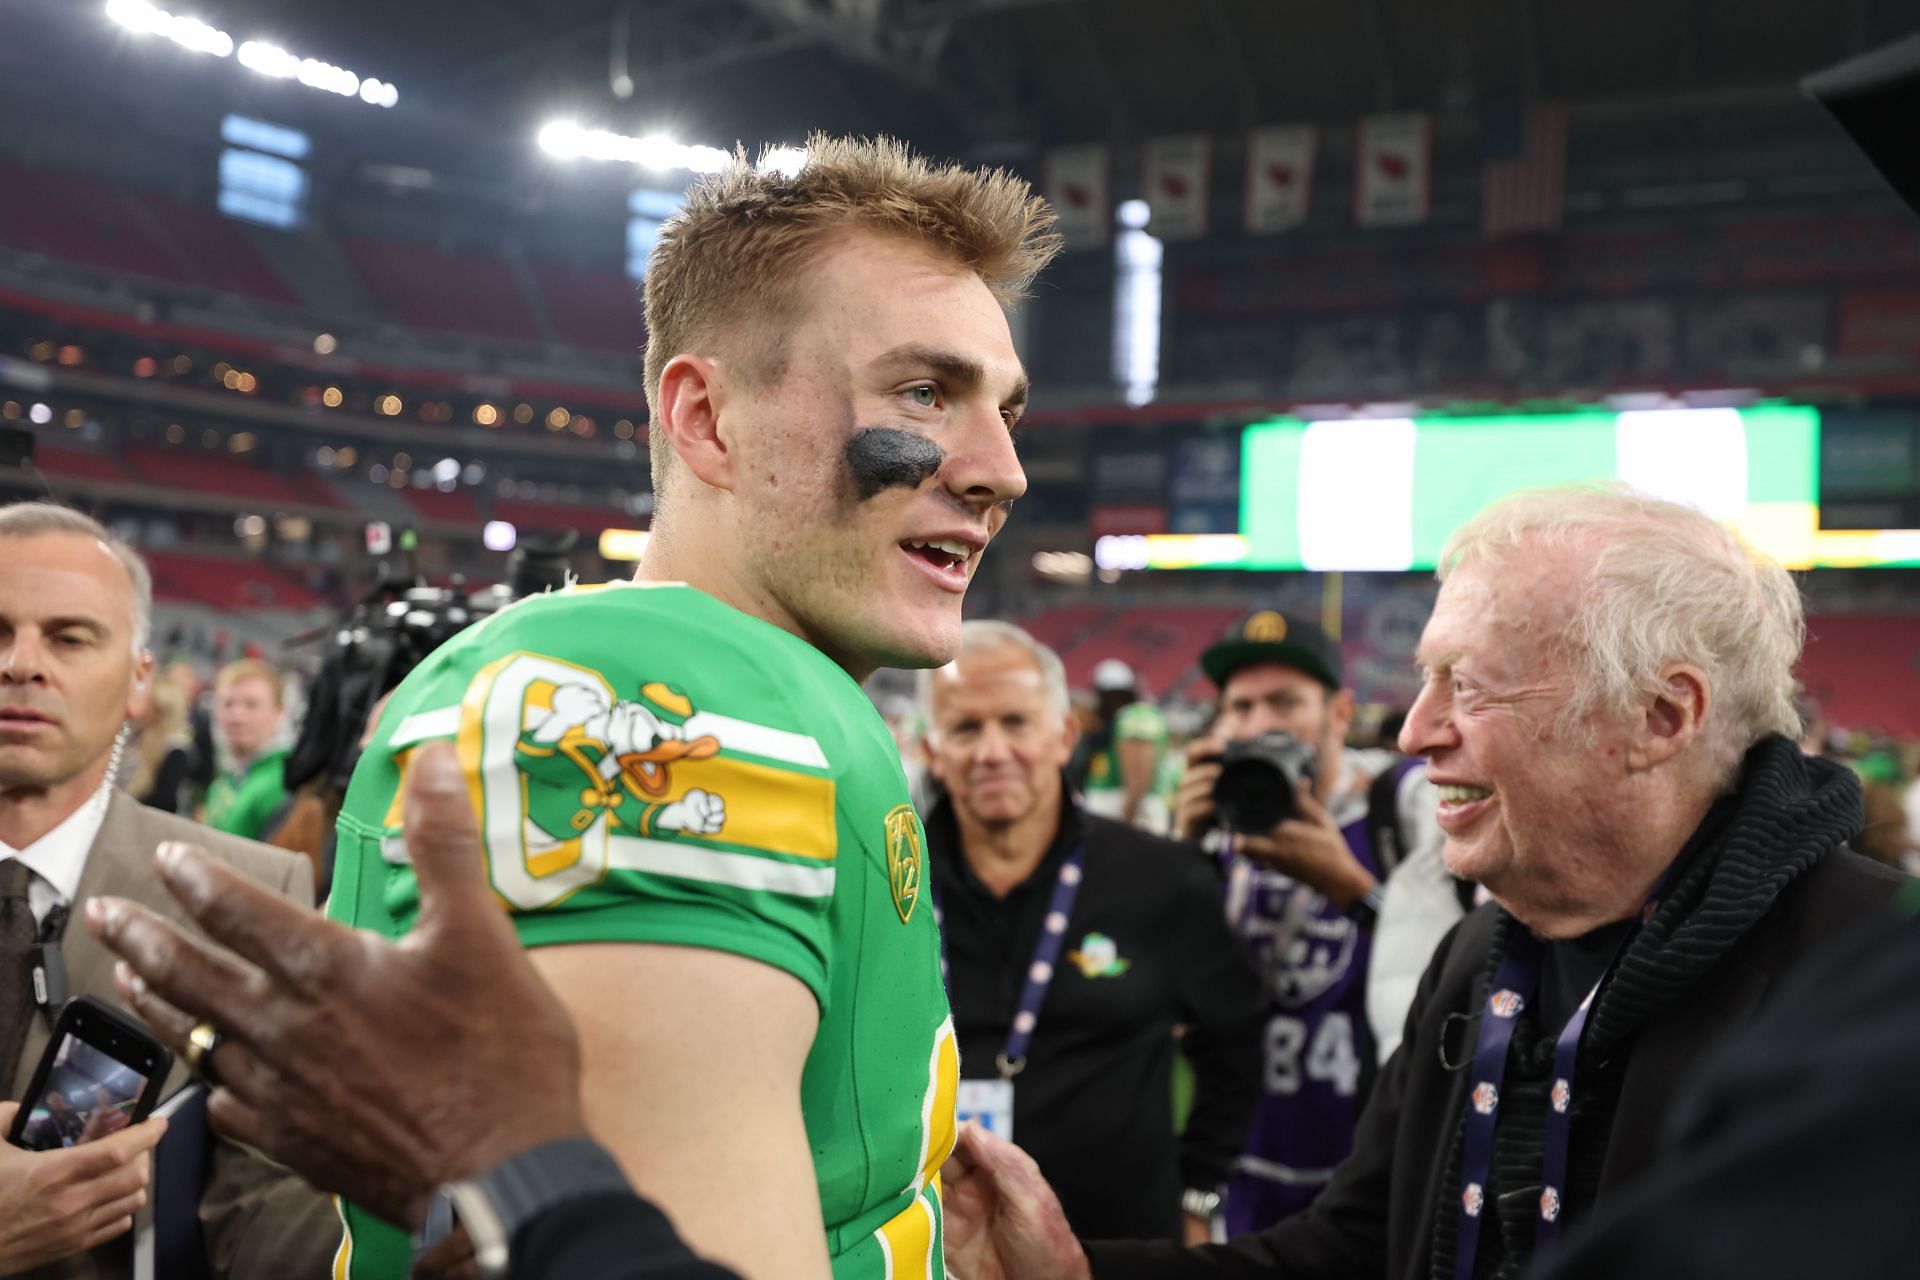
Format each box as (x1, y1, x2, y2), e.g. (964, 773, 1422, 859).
(1452, 874, 1670, 1280)
(942, 841, 1088, 1142)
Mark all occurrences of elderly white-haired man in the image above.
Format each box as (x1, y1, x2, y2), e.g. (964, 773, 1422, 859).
(940, 482, 1908, 1280)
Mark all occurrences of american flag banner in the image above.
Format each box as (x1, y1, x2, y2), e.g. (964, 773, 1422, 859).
(1481, 103, 1569, 238)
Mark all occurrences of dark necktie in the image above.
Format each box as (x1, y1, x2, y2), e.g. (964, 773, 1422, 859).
(0, 858, 38, 1097)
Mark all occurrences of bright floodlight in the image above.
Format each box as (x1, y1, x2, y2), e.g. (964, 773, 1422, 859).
(483, 521, 518, 552)
(540, 121, 731, 173)
(113, 5, 395, 105)
(759, 146, 807, 177)
(107, 0, 234, 56)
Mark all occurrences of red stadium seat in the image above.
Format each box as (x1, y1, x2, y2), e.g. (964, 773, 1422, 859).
(0, 159, 189, 286)
(123, 446, 342, 510)
(143, 548, 322, 610)
(342, 236, 544, 343)
(1033, 603, 1242, 696)
(133, 193, 300, 305)
(399, 486, 482, 525)
(30, 443, 137, 485)
(529, 261, 645, 353)
(491, 497, 632, 535)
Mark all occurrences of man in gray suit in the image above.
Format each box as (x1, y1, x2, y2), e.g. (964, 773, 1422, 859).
(0, 501, 339, 1279)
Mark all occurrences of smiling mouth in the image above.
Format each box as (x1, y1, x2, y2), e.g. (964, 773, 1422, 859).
(901, 538, 971, 574)
(1435, 784, 1493, 804)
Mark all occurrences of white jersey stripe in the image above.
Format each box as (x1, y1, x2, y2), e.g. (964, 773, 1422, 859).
(383, 704, 827, 771)
(681, 711, 830, 769)
(388, 705, 460, 749)
(606, 834, 836, 897)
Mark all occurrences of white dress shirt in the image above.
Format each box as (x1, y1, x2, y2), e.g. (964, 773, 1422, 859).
(0, 789, 112, 928)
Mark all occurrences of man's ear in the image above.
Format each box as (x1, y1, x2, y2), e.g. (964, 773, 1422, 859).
(1328, 687, 1357, 743)
(126, 650, 155, 721)
(654, 354, 735, 493)
(1629, 663, 1711, 771)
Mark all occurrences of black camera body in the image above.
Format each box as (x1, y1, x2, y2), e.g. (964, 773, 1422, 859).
(1211, 731, 1319, 835)
(283, 536, 577, 796)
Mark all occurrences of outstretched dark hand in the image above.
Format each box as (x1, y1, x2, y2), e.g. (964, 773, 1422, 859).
(85, 741, 587, 1229)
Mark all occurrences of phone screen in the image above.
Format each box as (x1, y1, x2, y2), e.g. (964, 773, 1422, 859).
(13, 1027, 156, 1151)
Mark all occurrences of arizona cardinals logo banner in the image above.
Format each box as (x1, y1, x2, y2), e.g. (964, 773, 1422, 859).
(1354, 112, 1432, 227)
(1245, 124, 1317, 233)
(1044, 143, 1111, 248)
(1142, 134, 1210, 240)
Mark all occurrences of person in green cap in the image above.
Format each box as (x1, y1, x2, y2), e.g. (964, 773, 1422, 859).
(204, 658, 288, 841)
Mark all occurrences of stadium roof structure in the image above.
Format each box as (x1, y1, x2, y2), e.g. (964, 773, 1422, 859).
(11, 0, 1920, 177)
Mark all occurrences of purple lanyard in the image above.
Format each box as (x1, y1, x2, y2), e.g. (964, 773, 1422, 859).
(1452, 881, 1667, 1280)
(931, 843, 1089, 1080)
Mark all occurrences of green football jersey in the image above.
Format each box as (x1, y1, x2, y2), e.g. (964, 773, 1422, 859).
(327, 582, 957, 1280)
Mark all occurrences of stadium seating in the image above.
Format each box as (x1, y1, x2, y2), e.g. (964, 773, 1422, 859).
(0, 159, 189, 285)
(143, 548, 323, 610)
(1019, 602, 1110, 655)
(30, 442, 137, 485)
(133, 193, 300, 305)
(123, 446, 343, 510)
(1066, 604, 1243, 697)
(399, 485, 482, 526)
(491, 497, 631, 535)
(341, 237, 545, 344)
(529, 261, 645, 353)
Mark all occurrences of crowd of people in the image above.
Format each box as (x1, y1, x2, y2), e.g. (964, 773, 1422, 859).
(2, 82, 1919, 1280)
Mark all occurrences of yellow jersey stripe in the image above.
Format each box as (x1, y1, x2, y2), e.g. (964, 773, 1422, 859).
(876, 1190, 936, 1280)
(662, 755, 838, 861)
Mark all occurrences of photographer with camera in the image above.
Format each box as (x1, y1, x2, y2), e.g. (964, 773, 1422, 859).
(1172, 611, 1452, 1235)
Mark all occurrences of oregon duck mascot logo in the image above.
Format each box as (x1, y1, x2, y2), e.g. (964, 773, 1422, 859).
(515, 676, 727, 842)
(458, 652, 735, 910)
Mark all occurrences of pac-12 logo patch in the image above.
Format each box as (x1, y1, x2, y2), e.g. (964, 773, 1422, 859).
(1539, 1186, 1562, 1223)
(1489, 989, 1524, 1019)
(1462, 1183, 1484, 1218)
(1471, 1082, 1498, 1115)
(884, 804, 922, 924)
(1551, 1078, 1571, 1113)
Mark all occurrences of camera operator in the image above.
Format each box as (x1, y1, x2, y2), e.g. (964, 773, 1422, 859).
(1172, 611, 1454, 1235)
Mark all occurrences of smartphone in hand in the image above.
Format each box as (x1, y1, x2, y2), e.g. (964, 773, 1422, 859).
(7, 996, 170, 1150)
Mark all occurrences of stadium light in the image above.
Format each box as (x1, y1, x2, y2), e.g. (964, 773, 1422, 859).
(759, 146, 808, 178)
(538, 121, 734, 174)
(106, 4, 397, 107)
(598, 528, 652, 561)
(107, 0, 232, 57)
(483, 521, 518, 552)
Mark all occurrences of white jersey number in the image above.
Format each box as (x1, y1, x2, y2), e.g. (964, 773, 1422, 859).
(1262, 1012, 1362, 1098)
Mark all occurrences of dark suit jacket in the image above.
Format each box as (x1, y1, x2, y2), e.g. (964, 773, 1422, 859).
(7, 790, 344, 1280)
(1085, 850, 1908, 1279)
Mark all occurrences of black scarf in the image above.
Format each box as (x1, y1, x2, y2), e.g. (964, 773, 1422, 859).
(1429, 734, 1864, 1280)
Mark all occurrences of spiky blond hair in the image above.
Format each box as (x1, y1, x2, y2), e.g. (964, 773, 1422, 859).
(641, 134, 1060, 500)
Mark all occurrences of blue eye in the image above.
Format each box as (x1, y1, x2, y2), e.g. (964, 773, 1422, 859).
(907, 385, 937, 407)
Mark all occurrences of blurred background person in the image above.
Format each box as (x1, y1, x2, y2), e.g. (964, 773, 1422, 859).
(126, 666, 195, 815)
(1171, 609, 1456, 1234)
(921, 622, 1264, 1245)
(1073, 658, 1173, 834)
(204, 658, 288, 841)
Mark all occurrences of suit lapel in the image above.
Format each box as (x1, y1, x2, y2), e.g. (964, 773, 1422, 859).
(10, 792, 197, 1099)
